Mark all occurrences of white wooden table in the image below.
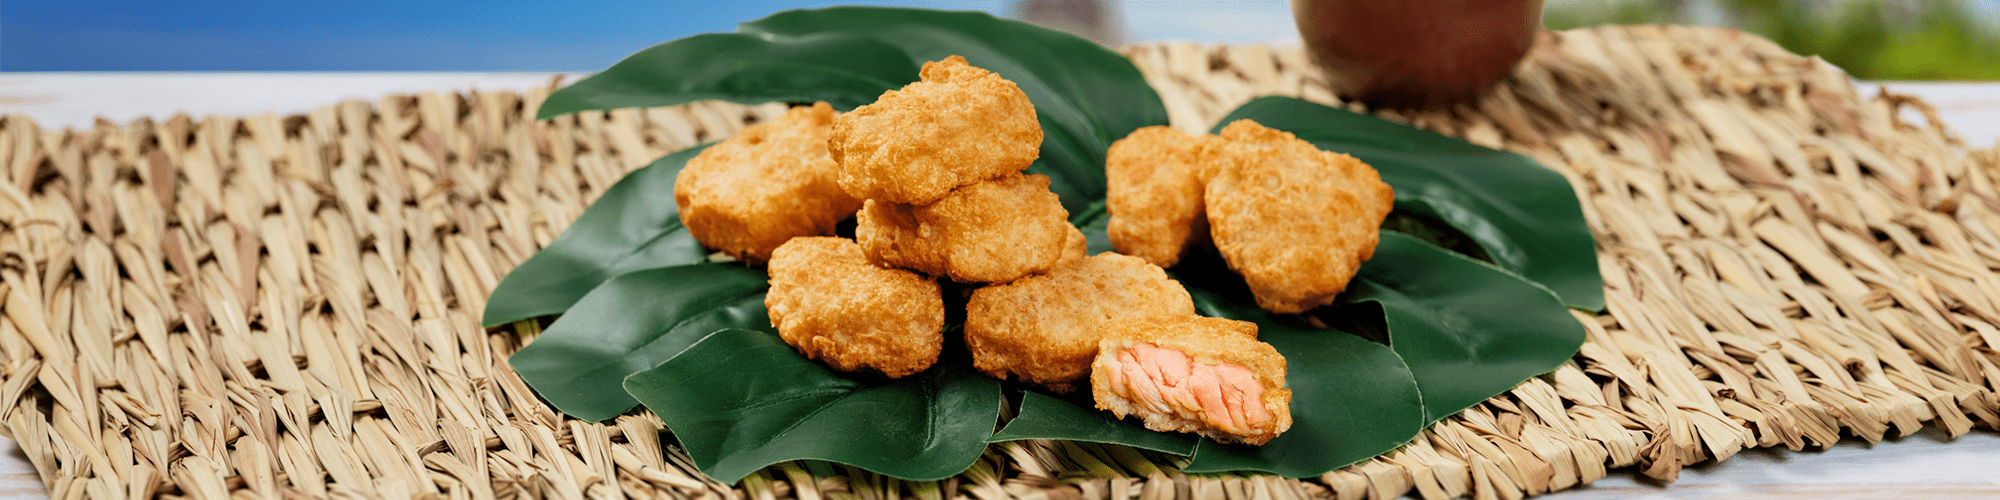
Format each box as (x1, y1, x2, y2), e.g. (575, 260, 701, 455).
(1, 73, 1997, 499)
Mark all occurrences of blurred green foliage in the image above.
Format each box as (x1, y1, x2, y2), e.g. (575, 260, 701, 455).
(1545, 0, 2000, 80)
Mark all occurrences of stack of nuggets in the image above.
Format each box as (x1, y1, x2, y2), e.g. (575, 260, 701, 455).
(752, 56, 1072, 380)
(684, 55, 1297, 446)
(835, 56, 1074, 284)
(676, 99, 949, 377)
(856, 173, 1075, 283)
(1105, 120, 1395, 313)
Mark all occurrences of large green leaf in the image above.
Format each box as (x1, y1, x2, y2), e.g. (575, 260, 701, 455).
(989, 391, 1198, 456)
(1212, 96, 1603, 311)
(508, 264, 771, 421)
(1350, 232, 1585, 424)
(481, 145, 714, 327)
(536, 32, 918, 118)
(626, 329, 1003, 483)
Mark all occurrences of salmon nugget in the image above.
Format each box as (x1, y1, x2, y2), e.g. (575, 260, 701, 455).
(831, 55, 1043, 205)
(856, 173, 1071, 283)
(1205, 120, 1395, 313)
(675, 102, 862, 263)
(1107, 126, 1213, 268)
(966, 253, 1195, 393)
(766, 237, 944, 378)
(1093, 316, 1292, 445)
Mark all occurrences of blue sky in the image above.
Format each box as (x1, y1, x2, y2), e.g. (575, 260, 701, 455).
(1, 0, 1296, 71)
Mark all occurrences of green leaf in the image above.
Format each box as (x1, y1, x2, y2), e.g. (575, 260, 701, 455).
(509, 264, 771, 421)
(537, 32, 919, 118)
(1181, 289, 1425, 478)
(626, 329, 1003, 483)
(1211, 96, 1603, 311)
(1349, 232, 1586, 424)
(989, 391, 1198, 456)
(482, 145, 712, 327)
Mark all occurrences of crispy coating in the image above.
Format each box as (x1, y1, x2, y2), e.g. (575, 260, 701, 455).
(675, 103, 862, 263)
(1056, 223, 1088, 267)
(1204, 120, 1395, 313)
(766, 237, 944, 378)
(965, 253, 1196, 393)
(856, 173, 1071, 283)
(1106, 126, 1214, 268)
(831, 55, 1043, 205)
(1092, 315, 1292, 445)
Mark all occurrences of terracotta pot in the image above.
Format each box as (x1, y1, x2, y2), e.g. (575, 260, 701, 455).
(1292, 0, 1544, 110)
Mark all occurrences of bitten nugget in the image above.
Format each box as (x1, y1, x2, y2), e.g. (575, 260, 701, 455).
(1107, 126, 1213, 268)
(766, 237, 944, 378)
(1092, 316, 1292, 445)
(966, 253, 1195, 393)
(675, 103, 862, 263)
(1204, 120, 1395, 313)
(831, 56, 1043, 205)
(856, 173, 1071, 283)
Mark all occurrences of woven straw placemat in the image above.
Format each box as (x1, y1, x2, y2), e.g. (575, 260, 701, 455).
(3, 25, 1999, 499)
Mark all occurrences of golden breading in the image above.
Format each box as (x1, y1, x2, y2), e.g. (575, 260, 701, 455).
(1106, 126, 1213, 268)
(831, 55, 1043, 205)
(965, 253, 1196, 393)
(856, 173, 1071, 283)
(1204, 120, 1395, 313)
(765, 237, 944, 378)
(675, 102, 862, 263)
(1092, 315, 1292, 445)
(1056, 223, 1088, 267)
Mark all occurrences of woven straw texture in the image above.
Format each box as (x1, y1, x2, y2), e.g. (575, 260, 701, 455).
(4, 25, 1999, 499)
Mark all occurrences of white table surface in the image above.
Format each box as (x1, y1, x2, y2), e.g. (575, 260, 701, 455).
(1, 73, 1997, 499)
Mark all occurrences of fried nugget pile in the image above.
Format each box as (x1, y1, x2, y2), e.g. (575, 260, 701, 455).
(679, 56, 1293, 446)
(1106, 121, 1395, 313)
(856, 172, 1075, 283)
(838, 56, 1074, 284)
